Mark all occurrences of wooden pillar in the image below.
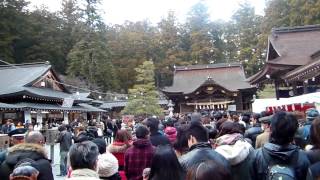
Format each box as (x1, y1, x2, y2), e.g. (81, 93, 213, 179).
(236, 92, 243, 111)
(274, 79, 280, 100)
(292, 82, 298, 96)
(303, 81, 308, 94)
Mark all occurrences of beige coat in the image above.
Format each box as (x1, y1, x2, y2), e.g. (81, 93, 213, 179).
(255, 130, 270, 149)
(68, 168, 100, 180)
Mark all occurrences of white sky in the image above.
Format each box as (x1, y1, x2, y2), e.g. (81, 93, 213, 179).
(29, 0, 266, 25)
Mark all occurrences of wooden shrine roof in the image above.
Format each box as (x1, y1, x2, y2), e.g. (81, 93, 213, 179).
(162, 63, 252, 94)
(248, 24, 320, 84)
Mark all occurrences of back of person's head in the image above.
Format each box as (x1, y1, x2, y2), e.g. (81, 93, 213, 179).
(115, 129, 131, 143)
(25, 131, 44, 145)
(306, 108, 320, 121)
(58, 125, 67, 132)
(173, 125, 189, 155)
(149, 145, 184, 180)
(135, 125, 149, 139)
(214, 112, 223, 121)
(252, 113, 261, 121)
(242, 114, 250, 124)
(69, 141, 99, 170)
(92, 138, 107, 154)
(10, 159, 39, 180)
(310, 117, 320, 148)
(75, 131, 95, 143)
(190, 112, 201, 123)
(186, 122, 208, 143)
(219, 121, 245, 137)
(146, 118, 159, 133)
(270, 111, 298, 145)
(186, 160, 231, 180)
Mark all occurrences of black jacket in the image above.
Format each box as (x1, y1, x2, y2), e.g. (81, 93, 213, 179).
(0, 143, 54, 180)
(56, 130, 73, 152)
(245, 124, 262, 147)
(150, 132, 170, 147)
(252, 143, 310, 180)
(306, 147, 320, 165)
(179, 142, 230, 171)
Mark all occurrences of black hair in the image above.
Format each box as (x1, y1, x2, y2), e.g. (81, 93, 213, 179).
(186, 160, 231, 180)
(149, 145, 185, 180)
(173, 124, 189, 155)
(146, 118, 159, 133)
(186, 123, 208, 142)
(135, 125, 149, 139)
(242, 115, 250, 124)
(69, 141, 99, 170)
(310, 117, 320, 148)
(92, 138, 107, 154)
(270, 111, 298, 145)
(58, 125, 66, 132)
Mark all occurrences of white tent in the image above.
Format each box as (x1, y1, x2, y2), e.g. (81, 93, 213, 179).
(252, 92, 320, 113)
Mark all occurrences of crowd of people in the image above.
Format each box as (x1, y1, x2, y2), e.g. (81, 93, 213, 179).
(1, 109, 320, 179)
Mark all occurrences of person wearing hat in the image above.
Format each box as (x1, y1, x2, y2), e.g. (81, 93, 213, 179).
(255, 115, 272, 149)
(92, 138, 120, 180)
(296, 108, 320, 149)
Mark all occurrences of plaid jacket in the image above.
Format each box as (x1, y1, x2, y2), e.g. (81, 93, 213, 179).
(124, 139, 155, 180)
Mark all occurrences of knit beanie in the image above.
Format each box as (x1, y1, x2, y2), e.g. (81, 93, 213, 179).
(97, 152, 119, 178)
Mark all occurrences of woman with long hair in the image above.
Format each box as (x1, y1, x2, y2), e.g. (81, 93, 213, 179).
(107, 129, 132, 180)
(148, 145, 185, 180)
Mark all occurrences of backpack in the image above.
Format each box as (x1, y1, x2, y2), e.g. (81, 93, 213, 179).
(267, 164, 296, 180)
(266, 152, 299, 180)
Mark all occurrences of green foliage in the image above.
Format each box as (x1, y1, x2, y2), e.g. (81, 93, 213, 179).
(122, 61, 163, 116)
(2, 0, 320, 93)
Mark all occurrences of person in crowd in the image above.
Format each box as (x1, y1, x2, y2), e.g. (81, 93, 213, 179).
(305, 117, 320, 164)
(0, 131, 54, 180)
(179, 122, 230, 171)
(241, 113, 251, 129)
(68, 141, 100, 180)
(15, 122, 24, 129)
(173, 124, 190, 157)
(148, 145, 185, 180)
(9, 159, 39, 180)
(164, 120, 177, 144)
(296, 108, 320, 149)
(108, 129, 132, 171)
(124, 125, 155, 180)
(144, 118, 170, 146)
(245, 113, 263, 147)
(252, 111, 310, 180)
(92, 138, 121, 180)
(56, 124, 73, 176)
(1, 119, 16, 134)
(215, 121, 254, 180)
(186, 160, 232, 180)
(255, 115, 272, 149)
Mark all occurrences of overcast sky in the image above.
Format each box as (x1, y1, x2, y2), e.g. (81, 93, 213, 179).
(29, 0, 266, 25)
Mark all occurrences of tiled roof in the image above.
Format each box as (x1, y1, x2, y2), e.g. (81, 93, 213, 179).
(100, 99, 168, 109)
(248, 24, 320, 84)
(163, 63, 251, 94)
(7, 102, 105, 112)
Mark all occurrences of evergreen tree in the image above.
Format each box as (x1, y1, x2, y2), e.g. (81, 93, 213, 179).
(122, 61, 163, 117)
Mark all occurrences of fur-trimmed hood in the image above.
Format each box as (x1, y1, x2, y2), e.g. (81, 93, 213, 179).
(5, 143, 48, 166)
(107, 142, 130, 153)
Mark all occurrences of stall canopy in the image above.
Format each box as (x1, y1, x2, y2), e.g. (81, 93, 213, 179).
(252, 91, 320, 113)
